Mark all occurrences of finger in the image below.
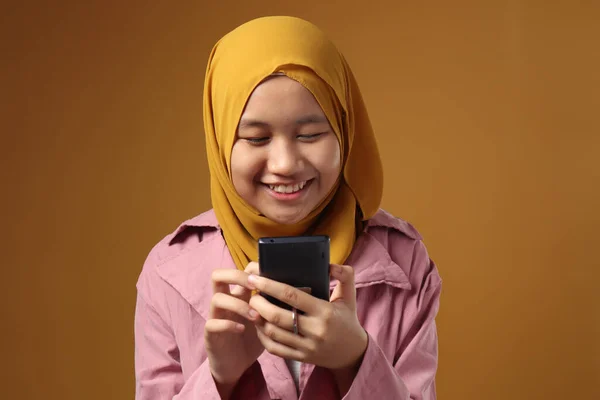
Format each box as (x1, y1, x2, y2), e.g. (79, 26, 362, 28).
(205, 318, 245, 334)
(247, 274, 320, 313)
(250, 298, 331, 342)
(249, 295, 290, 329)
(242, 262, 260, 299)
(256, 325, 305, 361)
(329, 264, 356, 308)
(249, 294, 310, 331)
(211, 269, 253, 294)
(257, 321, 314, 353)
(244, 261, 259, 275)
(210, 292, 259, 321)
(230, 284, 251, 299)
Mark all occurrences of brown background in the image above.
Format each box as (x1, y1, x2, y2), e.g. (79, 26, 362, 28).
(1, 1, 598, 399)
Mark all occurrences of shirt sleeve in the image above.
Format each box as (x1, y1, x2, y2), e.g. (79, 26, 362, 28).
(342, 244, 442, 400)
(134, 282, 271, 399)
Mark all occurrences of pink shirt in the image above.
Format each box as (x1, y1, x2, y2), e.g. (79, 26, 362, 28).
(135, 209, 442, 399)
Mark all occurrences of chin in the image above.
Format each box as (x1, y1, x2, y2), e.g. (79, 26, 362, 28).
(264, 210, 309, 225)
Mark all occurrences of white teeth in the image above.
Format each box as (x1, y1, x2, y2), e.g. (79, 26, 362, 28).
(269, 181, 307, 194)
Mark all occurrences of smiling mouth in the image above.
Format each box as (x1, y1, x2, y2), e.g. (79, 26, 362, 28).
(265, 180, 311, 194)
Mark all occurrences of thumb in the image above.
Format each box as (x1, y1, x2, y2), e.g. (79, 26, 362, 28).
(329, 264, 356, 309)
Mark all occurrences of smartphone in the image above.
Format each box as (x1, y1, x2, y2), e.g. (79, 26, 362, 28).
(258, 235, 330, 311)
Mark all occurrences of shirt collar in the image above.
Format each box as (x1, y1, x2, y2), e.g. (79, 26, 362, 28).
(167, 209, 413, 291)
(167, 210, 220, 245)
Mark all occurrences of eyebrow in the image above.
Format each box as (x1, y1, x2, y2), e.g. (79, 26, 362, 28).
(238, 114, 329, 130)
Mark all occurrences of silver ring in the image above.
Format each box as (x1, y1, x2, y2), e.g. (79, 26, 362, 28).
(292, 307, 298, 335)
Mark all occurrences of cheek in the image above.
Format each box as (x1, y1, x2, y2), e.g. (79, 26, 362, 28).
(230, 144, 261, 196)
(311, 138, 342, 183)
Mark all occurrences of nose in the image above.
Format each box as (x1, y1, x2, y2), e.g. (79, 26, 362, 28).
(267, 138, 303, 176)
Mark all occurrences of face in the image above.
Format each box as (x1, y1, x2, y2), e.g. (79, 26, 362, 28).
(231, 76, 342, 225)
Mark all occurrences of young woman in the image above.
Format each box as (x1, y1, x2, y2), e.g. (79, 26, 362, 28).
(135, 16, 441, 400)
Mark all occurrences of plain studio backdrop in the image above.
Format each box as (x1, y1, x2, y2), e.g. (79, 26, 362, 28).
(1, 1, 598, 399)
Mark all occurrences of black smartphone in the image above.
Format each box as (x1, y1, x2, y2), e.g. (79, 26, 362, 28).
(258, 235, 330, 311)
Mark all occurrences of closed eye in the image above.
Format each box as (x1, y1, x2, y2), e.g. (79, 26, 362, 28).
(297, 132, 326, 141)
(243, 137, 270, 145)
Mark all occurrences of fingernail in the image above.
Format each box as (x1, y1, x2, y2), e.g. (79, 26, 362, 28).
(248, 309, 259, 319)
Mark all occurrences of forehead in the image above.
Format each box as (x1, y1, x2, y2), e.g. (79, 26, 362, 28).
(240, 76, 326, 121)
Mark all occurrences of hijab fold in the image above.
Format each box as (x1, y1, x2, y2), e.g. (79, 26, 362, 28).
(203, 16, 383, 270)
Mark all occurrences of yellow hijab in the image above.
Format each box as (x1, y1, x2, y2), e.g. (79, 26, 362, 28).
(203, 16, 383, 270)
